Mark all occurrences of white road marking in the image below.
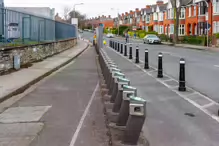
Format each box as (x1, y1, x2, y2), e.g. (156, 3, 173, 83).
(106, 46, 219, 123)
(214, 65, 219, 68)
(69, 82, 99, 146)
(202, 102, 215, 108)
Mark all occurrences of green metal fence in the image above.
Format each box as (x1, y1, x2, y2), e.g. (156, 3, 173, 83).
(0, 7, 76, 48)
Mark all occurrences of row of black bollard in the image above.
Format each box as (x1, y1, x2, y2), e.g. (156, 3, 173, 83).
(99, 48, 147, 145)
(109, 40, 186, 92)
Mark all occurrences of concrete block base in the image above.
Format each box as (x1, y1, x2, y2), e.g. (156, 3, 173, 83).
(106, 109, 118, 123)
(103, 94, 111, 102)
(101, 88, 109, 97)
(104, 101, 114, 110)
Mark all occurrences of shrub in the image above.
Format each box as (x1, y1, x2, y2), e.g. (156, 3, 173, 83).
(118, 25, 129, 35)
(215, 33, 219, 39)
(158, 34, 168, 41)
(182, 35, 205, 45)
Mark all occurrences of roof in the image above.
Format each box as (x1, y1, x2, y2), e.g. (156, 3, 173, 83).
(137, 11, 141, 15)
(146, 8, 152, 14)
(159, 3, 168, 11)
(170, 0, 191, 6)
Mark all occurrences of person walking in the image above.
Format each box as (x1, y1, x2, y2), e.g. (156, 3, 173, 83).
(125, 32, 129, 43)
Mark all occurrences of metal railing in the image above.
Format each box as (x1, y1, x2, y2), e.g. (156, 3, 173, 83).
(0, 7, 76, 48)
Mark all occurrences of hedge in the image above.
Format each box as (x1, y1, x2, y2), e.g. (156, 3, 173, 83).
(215, 33, 219, 39)
(128, 31, 158, 38)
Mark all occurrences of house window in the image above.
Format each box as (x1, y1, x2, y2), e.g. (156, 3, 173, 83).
(193, 5, 196, 16)
(145, 26, 148, 32)
(154, 25, 158, 32)
(213, 21, 219, 33)
(168, 9, 174, 19)
(180, 8, 185, 19)
(198, 2, 207, 15)
(146, 15, 150, 23)
(189, 7, 191, 17)
(159, 25, 163, 34)
(159, 12, 163, 21)
(213, 0, 219, 14)
(170, 24, 174, 34)
(153, 13, 158, 20)
(178, 24, 185, 36)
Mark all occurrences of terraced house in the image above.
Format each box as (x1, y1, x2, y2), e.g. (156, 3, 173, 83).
(114, 0, 219, 37)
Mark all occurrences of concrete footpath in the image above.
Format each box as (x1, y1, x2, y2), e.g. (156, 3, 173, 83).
(104, 46, 219, 146)
(0, 40, 89, 103)
(0, 46, 110, 146)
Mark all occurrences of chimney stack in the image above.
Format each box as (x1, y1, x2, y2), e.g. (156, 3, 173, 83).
(146, 5, 151, 8)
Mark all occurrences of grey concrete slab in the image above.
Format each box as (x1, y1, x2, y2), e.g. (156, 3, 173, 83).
(0, 137, 35, 146)
(0, 123, 44, 138)
(104, 46, 219, 146)
(0, 106, 51, 123)
(0, 123, 44, 146)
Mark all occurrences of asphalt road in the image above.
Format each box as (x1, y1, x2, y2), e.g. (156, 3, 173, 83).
(82, 31, 219, 103)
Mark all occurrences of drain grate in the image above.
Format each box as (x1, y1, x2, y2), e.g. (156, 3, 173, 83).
(184, 113, 195, 117)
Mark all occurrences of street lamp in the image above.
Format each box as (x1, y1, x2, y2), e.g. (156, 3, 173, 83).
(73, 3, 84, 18)
(111, 8, 120, 36)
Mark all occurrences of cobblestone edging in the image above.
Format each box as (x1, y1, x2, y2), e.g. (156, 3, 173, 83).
(0, 38, 77, 75)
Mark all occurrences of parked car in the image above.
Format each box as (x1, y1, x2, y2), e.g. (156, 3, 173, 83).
(78, 29, 83, 33)
(106, 33, 114, 38)
(143, 34, 161, 44)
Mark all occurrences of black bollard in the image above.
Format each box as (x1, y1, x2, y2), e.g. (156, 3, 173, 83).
(120, 43, 123, 54)
(135, 46, 139, 63)
(144, 49, 149, 69)
(129, 44, 133, 59)
(124, 43, 127, 56)
(115, 41, 117, 50)
(117, 42, 120, 52)
(123, 96, 146, 145)
(112, 41, 114, 49)
(157, 52, 163, 78)
(178, 58, 186, 91)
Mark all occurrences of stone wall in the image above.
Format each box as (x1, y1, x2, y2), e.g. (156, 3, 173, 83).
(0, 38, 77, 74)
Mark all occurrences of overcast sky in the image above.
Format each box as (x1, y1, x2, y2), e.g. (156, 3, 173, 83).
(4, 0, 168, 18)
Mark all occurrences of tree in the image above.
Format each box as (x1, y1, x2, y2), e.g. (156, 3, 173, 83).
(63, 6, 87, 28)
(173, 0, 184, 44)
(63, 6, 71, 20)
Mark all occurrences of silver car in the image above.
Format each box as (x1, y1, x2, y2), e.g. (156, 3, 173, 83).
(143, 35, 161, 44)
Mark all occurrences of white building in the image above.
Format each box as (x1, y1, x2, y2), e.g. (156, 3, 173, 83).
(6, 7, 55, 20)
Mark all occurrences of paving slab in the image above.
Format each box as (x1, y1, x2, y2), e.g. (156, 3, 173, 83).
(0, 123, 44, 146)
(0, 106, 51, 123)
(104, 47, 219, 146)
